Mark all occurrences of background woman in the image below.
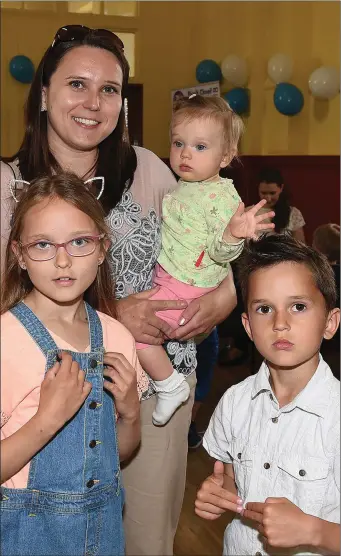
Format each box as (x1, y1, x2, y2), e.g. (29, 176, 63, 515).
(256, 167, 306, 242)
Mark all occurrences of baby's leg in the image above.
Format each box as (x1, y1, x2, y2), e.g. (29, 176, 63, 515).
(138, 346, 190, 426)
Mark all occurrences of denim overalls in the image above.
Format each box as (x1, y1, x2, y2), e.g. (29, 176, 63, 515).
(1, 301, 125, 556)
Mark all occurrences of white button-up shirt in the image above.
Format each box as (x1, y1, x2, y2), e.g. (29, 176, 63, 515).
(203, 357, 340, 556)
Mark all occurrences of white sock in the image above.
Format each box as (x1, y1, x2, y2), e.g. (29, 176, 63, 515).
(152, 371, 190, 426)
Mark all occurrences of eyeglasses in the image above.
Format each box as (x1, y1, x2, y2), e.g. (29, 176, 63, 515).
(51, 25, 124, 51)
(19, 234, 105, 262)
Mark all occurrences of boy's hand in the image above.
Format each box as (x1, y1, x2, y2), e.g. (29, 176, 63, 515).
(224, 200, 275, 242)
(35, 351, 92, 433)
(195, 461, 243, 520)
(244, 497, 313, 548)
(103, 353, 140, 423)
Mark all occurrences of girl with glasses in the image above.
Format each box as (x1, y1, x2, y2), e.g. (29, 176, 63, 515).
(0, 172, 148, 556)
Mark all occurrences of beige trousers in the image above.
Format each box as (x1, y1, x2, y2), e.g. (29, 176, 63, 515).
(122, 373, 196, 556)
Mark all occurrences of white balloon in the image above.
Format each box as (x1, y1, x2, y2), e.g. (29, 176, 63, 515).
(309, 66, 340, 100)
(267, 53, 293, 84)
(221, 55, 248, 87)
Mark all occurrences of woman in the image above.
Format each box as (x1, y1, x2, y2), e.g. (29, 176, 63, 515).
(256, 167, 306, 242)
(1, 25, 237, 556)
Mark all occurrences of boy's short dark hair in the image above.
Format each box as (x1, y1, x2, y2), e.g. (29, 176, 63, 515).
(237, 233, 337, 312)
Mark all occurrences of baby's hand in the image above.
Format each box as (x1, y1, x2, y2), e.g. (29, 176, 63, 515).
(243, 497, 313, 548)
(224, 200, 275, 242)
(195, 461, 243, 520)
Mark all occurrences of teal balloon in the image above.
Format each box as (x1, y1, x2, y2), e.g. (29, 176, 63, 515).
(196, 59, 222, 84)
(224, 88, 249, 115)
(274, 83, 304, 116)
(9, 55, 35, 84)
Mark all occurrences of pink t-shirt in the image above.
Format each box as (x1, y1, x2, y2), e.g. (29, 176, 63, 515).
(1, 309, 149, 489)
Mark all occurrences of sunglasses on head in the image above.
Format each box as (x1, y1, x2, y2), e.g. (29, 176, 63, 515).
(51, 25, 124, 51)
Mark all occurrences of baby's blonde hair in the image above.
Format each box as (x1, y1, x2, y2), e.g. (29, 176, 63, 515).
(172, 95, 244, 162)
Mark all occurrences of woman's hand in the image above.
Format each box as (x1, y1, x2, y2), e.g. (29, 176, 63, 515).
(169, 272, 237, 341)
(103, 352, 140, 422)
(116, 287, 187, 345)
(224, 200, 275, 242)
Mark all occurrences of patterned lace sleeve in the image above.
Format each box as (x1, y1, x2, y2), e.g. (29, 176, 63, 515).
(288, 206, 305, 231)
(1, 410, 11, 428)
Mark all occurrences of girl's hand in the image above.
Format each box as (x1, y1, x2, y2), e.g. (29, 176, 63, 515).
(36, 351, 92, 434)
(224, 200, 275, 241)
(243, 497, 313, 548)
(116, 288, 188, 345)
(103, 353, 140, 423)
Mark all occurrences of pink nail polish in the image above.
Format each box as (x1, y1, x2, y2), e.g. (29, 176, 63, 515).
(236, 505, 243, 514)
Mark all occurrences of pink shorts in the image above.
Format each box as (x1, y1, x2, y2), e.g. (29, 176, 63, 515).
(136, 264, 216, 349)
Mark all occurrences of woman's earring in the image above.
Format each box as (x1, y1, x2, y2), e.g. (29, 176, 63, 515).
(20, 263, 26, 270)
(41, 97, 47, 112)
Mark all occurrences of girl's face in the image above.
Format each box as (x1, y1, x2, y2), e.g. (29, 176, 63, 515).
(43, 46, 123, 154)
(13, 198, 107, 306)
(258, 182, 283, 208)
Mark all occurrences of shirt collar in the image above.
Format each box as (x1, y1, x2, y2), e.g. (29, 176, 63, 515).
(251, 355, 336, 418)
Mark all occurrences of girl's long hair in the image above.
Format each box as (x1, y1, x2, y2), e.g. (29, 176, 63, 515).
(258, 167, 291, 232)
(1, 173, 116, 317)
(2, 29, 137, 214)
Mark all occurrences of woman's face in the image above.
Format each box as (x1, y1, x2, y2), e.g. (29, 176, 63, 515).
(43, 45, 123, 153)
(258, 181, 283, 208)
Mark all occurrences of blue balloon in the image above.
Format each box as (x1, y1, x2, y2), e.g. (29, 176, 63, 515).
(9, 55, 35, 84)
(196, 59, 222, 84)
(274, 83, 304, 116)
(224, 88, 249, 115)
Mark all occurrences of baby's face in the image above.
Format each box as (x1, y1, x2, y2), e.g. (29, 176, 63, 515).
(170, 117, 228, 182)
(242, 261, 340, 372)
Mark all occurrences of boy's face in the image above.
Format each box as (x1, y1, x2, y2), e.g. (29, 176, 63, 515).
(170, 117, 229, 182)
(242, 262, 340, 369)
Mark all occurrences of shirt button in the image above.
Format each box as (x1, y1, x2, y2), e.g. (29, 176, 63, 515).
(89, 440, 97, 449)
(86, 479, 95, 488)
(90, 359, 97, 369)
(255, 552, 262, 556)
(264, 462, 270, 469)
(299, 469, 306, 476)
(237, 453, 242, 459)
(89, 401, 97, 409)
(271, 417, 278, 423)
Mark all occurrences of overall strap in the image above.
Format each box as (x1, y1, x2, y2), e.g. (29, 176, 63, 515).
(10, 302, 58, 356)
(84, 302, 103, 352)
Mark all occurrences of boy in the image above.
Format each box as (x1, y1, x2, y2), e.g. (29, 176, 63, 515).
(195, 233, 340, 555)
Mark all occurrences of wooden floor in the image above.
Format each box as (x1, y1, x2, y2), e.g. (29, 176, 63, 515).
(174, 359, 252, 556)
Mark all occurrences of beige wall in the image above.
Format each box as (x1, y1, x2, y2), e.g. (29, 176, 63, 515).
(1, 1, 340, 158)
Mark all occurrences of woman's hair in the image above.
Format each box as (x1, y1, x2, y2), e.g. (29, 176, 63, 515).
(258, 167, 290, 233)
(172, 95, 244, 161)
(313, 223, 340, 263)
(2, 28, 137, 214)
(237, 232, 337, 312)
(1, 173, 115, 317)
